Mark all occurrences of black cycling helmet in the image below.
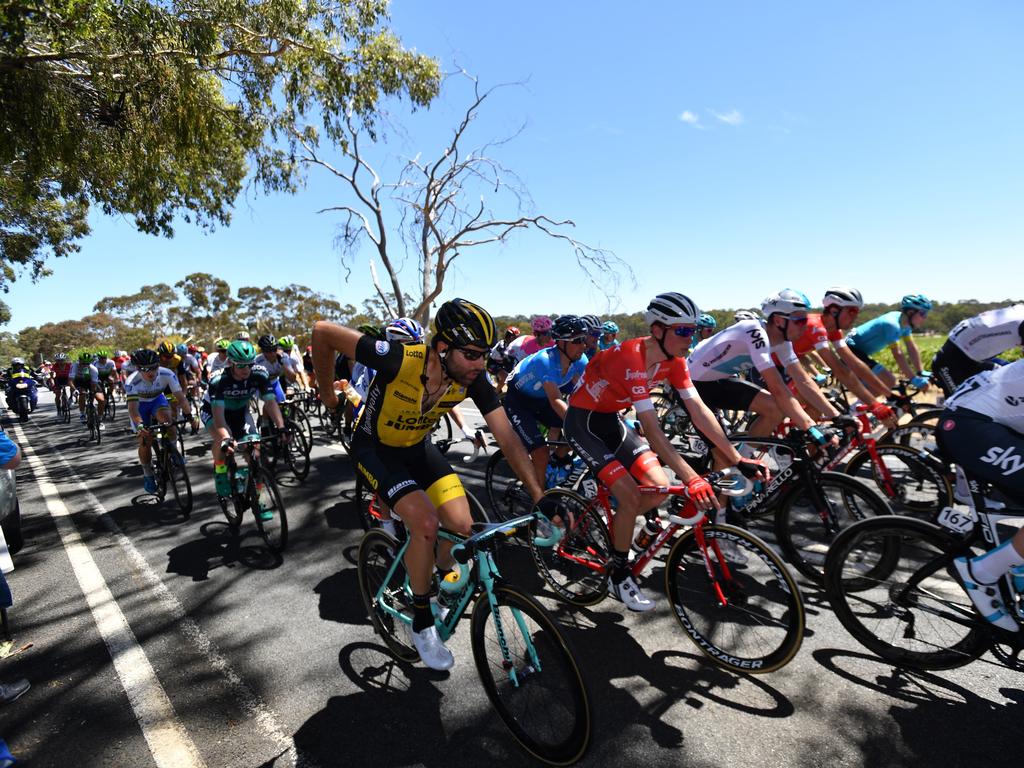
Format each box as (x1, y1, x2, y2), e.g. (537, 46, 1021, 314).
(257, 334, 277, 352)
(432, 298, 496, 349)
(551, 314, 588, 341)
(132, 348, 160, 368)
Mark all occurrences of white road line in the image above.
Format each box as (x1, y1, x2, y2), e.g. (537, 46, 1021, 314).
(11, 422, 206, 768)
(13, 422, 319, 768)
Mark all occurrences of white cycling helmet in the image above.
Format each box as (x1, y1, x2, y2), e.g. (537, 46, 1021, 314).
(644, 292, 700, 326)
(733, 309, 760, 323)
(822, 286, 864, 310)
(761, 289, 811, 319)
(385, 317, 425, 343)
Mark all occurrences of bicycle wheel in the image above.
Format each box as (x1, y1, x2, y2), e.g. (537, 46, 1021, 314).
(431, 413, 454, 454)
(470, 585, 592, 766)
(485, 449, 534, 522)
(290, 406, 314, 449)
(61, 392, 71, 423)
(665, 523, 805, 673)
(529, 489, 610, 607)
(218, 475, 244, 530)
(167, 447, 193, 518)
(252, 472, 288, 553)
(282, 421, 311, 480)
(843, 443, 952, 516)
(352, 471, 380, 531)
(465, 489, 494, 525)
(357, 529, 419, 663)
(889, 410, 940, 454)
(824, 516, 989, 670)
(774, 472, 891, 584)
(105, 393, 116, 421)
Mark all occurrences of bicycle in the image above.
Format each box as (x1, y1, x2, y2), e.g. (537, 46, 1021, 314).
(530, 469, 805, 673)
(824, 468, 1024, 671)
(54, 383, 71, 423)
(358, 514, 592, 765)
(217, 434, 289, 553)
(281, 386, 315, 448)
(82, 393, 101, 444)
(102, 380, 117, 422)
(485, 442, 597, 523)
(259, 417, 311, 480)
(140, 419, 193, 517)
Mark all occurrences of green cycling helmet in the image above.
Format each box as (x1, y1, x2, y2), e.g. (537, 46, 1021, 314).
(78, 352, 94, 364)
(215, 337, 230, 351)
(226, 340, 256, 365)
(278, 335, 295, 351)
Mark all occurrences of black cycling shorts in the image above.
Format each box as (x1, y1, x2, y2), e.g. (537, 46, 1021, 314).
(932, 340, 993, 398)
(847, 343, 882, 372)
(692, 377, 763, 411)
(937, 408, 1024, 503)
(562, 406, 659, 488)
(503, 388, 563, 453)
(351, 436, 465, 509)
(200, 403, 258, 440)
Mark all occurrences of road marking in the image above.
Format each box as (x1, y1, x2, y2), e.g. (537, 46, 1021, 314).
(13, 421, 319, 768)
(11, 422, 206, 768)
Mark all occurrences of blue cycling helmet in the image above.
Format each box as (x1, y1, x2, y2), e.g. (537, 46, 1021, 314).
(385, 317, 425, 343)
(551, 314, 588, 341)
(697, 313, 717, 329)
(601, 320, 619, 334)
(175, 343, 188, 356)
(901, 294, 933, 312)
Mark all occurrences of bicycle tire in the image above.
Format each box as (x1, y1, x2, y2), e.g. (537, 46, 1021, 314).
(282, 420, 311, 480)
(105, 393, 117, 422)
(352, 471, 379, 531)
(824, 515, 989, 670)
(470, 585, 592, 766)
(252, 471, 288, 553)
(773, 471, 891, 584)
(219, 468, 244, 530)
(842, 443, 952, 516)
(357, 528, 420, 663)
(167, 447, 193, 518)
(888, 410, 941, 454)
(664, 523, 805, 673)
(431, 413, 454, 454)
(529, 489, 610, 607)
(290, 405, 314, 449)
(484, 449, 534, 522)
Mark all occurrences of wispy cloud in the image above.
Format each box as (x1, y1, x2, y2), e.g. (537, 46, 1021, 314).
(679, 110, 700, 125)
(710, 108, 744, 126)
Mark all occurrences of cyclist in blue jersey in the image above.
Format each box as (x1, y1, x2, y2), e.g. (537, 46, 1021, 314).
(696, 313, 717, 343)
(580, 314, 602, 359)
(846, 294, 932, 389)
(504, 314, 590, 488)
(598, 320, 620, 351)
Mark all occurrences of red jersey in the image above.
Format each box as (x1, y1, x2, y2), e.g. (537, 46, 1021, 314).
(113, 355, 129, 371)
(569, 337, 695, 413)
(51, 361, 72, 378)
(792, 313, 843, 357)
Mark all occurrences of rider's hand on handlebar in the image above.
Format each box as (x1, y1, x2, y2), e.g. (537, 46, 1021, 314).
(685, 476, 719, 511)
(734, 457, 768, 482)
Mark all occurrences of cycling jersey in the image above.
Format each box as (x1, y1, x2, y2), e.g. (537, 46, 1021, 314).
(113, 355, 129, 372)
(125, 367, 182, 402)
(569, 337, 696, 414)
(352, 336, 500, 448)
(597, 338, 620, 351)
(945, 359, 1024, 434)
(487, 339, 516, 374)
(770, 341, 799, 369)
(847, 311, 911, 356)
(254, 352, 295, 383)
(207, 355, 229, 376)
(203, 365, 276, 410)
(507, 347, 587, 400)
(507, 334, 554, 364)
(69, 363, 98, 385)
(178, 353, 199, 378)
(95, 360, 116, 381)
(792, 313, 844, 357)
(947, 304, 1024, 361)
(687, 320, 774, 381)
(51, 361, 72, 379)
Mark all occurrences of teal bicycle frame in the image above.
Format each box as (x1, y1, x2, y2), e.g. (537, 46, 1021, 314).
(372, 513, 543, 684)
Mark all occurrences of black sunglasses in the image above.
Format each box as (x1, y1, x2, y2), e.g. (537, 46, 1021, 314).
(140, 365, 159, 373)
(457, 347, 487, 361)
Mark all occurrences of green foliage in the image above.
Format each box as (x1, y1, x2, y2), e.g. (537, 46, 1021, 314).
(0, 1, 441, 291)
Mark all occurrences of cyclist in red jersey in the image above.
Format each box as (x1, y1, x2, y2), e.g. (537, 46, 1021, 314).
(563, 292, 764, 611)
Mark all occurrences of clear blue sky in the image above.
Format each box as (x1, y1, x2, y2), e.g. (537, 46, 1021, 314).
(6, 0, 1022, 333)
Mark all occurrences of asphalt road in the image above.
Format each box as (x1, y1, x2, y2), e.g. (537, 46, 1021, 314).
(0, 390, 1019, 767)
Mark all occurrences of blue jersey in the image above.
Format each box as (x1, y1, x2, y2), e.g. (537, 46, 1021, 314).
(507, 347, 588, 400)
(847, 311, 911, 356)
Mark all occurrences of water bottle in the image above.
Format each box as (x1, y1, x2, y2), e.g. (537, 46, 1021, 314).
(631, 513, 663, 554)
(339, 380, 362, 408)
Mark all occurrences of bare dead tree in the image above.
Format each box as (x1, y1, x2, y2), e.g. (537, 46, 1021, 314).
(293, 72, 633, 325)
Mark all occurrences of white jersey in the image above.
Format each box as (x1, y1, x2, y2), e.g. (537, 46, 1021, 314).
(288, 348, 303, 369)
(946, 359, 1024, 434)
(95, 359, 117, 380)
(125, 367, 182, 402)
(948, 304, 1024, 362)
(687, 320, 774, 381)
(208, 354, 229, 376)
(770, 341, 799, 368)
(69, 362, 99, 384)
(254, 352, 295, 382)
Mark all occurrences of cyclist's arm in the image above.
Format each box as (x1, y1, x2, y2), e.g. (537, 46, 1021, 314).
(891, 343, 916, 380)
(484, 407, 546, 503)
(759, 366, 817, 430)
(818, 346, 877, 404)
(681, 395, 744, 465)
(312, 321, 363, 408)
(448, 403, 468, 433)
(167, 376, 190, 417)
(785, 361, 840, 418)
(541, 380, 569, 421)
(834, 343, 891, 398)
(212, 402, 229, 431)
(904, 335, 924, 375)
(127, 400, 142, 429)
(635, 407, 701, 483)
(263, 397, 285, 429)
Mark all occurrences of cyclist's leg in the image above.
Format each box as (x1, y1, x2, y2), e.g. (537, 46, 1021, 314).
(422, 443, 474, 571)
(502, 389, 549, 488)
(94, 382, 106, 418)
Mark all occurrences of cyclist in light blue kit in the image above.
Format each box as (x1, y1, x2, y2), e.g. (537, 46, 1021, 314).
(846, 293, 932, 390)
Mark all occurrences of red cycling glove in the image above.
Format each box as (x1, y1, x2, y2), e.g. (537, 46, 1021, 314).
(686, 476, 715, 506)
(869, 402, 895, 422)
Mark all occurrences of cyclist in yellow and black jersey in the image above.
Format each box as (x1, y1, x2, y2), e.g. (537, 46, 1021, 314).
(312, 298, 551, 671)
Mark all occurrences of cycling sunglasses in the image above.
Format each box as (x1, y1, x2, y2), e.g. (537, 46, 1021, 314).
(232, 362, 254, 369)
(456, 347, 488, 361)
(670, 325, 698, 338)
(139, 365, 159, 373)
(788, 315, 810, 325)
(565, 336, 588, 345)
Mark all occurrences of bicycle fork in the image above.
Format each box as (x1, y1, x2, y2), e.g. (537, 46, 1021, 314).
(694, 523, 734, 608)
(479, 554, 542, 686)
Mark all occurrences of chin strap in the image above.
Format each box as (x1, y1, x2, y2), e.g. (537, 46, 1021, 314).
(652, 325, 675, 359)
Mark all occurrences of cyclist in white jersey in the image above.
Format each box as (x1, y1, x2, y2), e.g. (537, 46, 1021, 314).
(939, 360, 1024, 632)
(932, 304, 1024, 397)
(687, 307, 828, 443)
(207, 338, 230, 378)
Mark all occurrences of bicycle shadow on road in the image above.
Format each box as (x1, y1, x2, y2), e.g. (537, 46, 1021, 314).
(164, 520, 282, 580)
(810, 648, 1021, 766)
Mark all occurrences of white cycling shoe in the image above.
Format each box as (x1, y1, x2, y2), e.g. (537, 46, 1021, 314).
(410, 625, 455, 670)
(953, 557, 1019, 633)
(610, 575, 655, 612)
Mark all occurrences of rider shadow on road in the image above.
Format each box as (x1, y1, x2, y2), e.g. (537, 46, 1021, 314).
(289, 642, 535, 767)
(165, 521, 282, 581)
(811, 648, 1020, 767)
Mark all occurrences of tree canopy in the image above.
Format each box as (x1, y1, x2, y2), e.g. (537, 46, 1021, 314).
(0, 0, 441, 291)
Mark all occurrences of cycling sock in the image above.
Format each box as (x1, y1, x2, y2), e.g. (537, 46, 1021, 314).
(214, 461, 227, 474)
(141, 463, 154, 478)
(970, 540, 1024, 584)
(411, 592, 433, 633)
(610, 548, 630, 583)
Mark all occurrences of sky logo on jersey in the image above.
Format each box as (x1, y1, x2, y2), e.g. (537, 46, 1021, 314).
(980, 445, 1024, 476)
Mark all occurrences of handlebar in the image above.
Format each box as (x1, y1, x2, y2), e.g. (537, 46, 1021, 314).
(450, 513, 535, 564)
(636, 467, 754, 499)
